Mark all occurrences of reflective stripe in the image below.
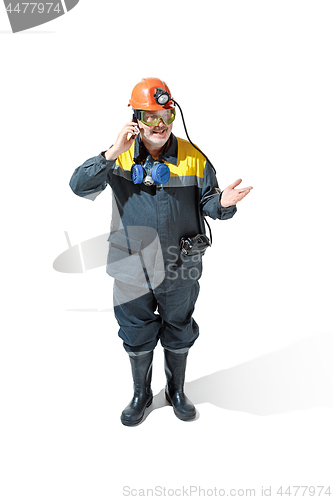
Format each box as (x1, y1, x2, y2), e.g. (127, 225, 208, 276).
(128, 350, 153, 357)
(164, 347, 190, 354)
(167, 175, 204, 188)
(112, 163, 132, 182)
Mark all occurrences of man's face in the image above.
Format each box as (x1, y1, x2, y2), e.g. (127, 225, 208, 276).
(138, 113, 173, 151)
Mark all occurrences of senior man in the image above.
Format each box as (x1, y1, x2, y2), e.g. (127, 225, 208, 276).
(69, 77, 252, 426)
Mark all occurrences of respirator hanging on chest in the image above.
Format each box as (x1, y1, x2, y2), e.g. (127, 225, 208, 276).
(131, 155, 170, 186)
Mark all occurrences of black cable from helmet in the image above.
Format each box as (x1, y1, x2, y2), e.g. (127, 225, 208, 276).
(172, 99, 216, 173)
(153, 88, 215, 243)
(172, 98, 215, 243)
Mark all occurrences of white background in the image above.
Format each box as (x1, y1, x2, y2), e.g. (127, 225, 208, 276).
(1, 1, 333, 499)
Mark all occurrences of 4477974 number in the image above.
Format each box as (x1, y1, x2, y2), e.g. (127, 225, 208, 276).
(6, 3, 61, 14)
(277, 486, 331, 496)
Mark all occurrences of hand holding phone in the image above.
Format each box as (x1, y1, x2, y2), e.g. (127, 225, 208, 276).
(104, 120, 139, 161)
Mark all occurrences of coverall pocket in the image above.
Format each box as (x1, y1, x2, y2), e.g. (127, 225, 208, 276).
(106, 230, 148, 287)
(107, 230, 142, 255)
(179, 253, 203, 282)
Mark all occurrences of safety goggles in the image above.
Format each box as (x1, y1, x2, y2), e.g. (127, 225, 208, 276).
(138, 108, 176, 127)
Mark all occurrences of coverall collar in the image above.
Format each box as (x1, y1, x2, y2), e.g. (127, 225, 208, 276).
(134, 133, 178, 166)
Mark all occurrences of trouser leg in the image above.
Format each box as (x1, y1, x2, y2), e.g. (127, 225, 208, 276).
(113, 280, 162, 353)
(158, 281, 200, 351)
(114, 280, 199, 423)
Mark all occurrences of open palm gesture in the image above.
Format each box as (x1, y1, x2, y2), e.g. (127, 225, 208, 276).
(221, 179, 253, 207)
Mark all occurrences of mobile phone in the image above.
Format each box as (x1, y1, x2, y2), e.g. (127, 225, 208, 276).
(132, 114, 138, 139)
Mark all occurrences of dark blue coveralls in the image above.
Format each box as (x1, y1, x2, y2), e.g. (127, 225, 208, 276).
(69, 133, 237, 353)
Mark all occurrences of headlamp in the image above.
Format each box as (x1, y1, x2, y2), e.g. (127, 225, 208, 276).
(154, 87, 171, 106)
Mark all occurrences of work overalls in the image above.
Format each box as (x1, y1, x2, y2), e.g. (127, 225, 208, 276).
(70, 133, 237, 352)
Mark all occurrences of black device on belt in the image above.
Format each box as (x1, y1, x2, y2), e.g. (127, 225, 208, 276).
(180, 218, 212, 257)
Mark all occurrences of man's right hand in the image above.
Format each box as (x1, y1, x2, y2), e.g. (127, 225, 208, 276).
(104, 121, 140, 161)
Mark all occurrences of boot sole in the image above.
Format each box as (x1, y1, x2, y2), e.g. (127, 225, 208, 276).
(120, 396, 153, 427)
(165, 391, 196, 422)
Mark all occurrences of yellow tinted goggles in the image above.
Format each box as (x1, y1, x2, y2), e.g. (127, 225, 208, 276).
(139, 109, 176, 127)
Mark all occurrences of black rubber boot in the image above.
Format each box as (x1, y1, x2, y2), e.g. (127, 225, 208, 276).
(121, 351, 154, 426)
(164, 349, 196, 421)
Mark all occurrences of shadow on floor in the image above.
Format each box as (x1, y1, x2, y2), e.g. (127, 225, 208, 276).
(144, 332, 333, 420)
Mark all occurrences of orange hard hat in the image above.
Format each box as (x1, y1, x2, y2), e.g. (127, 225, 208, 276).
(128, 77, 174, 110)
